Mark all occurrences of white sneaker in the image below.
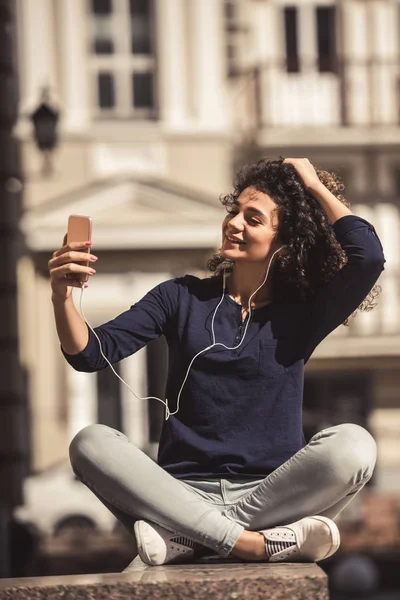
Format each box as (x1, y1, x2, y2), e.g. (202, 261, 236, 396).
(134, 520, 196, 566)
(260, 515, 340, 563)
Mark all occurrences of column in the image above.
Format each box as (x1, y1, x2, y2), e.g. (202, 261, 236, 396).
(189, 0, 228, 129)
(120, 352, 149, 449)
(56, 0, 90, 132)
(298, 4, 338, 126)
(350, 204, 381, 336)
(67, 368, 98, 442)
(16, 0, 58, 112)
(374, 203, 400, 335)
(252, 2, 283, 126)
(65, 275, 125, 442)
(120, 273, 169, 449)
(342, 1, 370, 125)
(32, 276, 69, 470)
(369, 0, 398, 125)
(298, 4, 316, 75)
(156, 0, 189, 128)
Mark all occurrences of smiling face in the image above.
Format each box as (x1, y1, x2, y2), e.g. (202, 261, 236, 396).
(221, 186, 280, 264)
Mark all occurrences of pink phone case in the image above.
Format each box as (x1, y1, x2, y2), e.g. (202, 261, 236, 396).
(67, 215, 92, 284)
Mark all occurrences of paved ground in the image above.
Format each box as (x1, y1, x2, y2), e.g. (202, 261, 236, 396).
(0, 561, 329, 600)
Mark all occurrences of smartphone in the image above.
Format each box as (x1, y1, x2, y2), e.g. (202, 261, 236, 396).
(67, 215, 92, 284)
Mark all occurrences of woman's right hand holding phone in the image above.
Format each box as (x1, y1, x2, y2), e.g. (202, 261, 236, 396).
(48, 234, 98, 301)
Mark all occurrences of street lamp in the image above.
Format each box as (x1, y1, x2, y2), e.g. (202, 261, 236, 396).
(30, 88, 59, 177)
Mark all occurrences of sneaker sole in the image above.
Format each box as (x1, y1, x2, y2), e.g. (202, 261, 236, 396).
(310, 516, 341, 560)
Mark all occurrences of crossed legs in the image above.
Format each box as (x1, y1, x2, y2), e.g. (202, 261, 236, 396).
(69, 423, 376, 560)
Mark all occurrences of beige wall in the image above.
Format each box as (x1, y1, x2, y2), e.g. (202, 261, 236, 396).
(166, 136, 233, 196)
(21, 140, 91, 209)
(21, 134, 233, 210)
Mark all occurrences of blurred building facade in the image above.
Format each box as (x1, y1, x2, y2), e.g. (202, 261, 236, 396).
(15, 0, 400, 496)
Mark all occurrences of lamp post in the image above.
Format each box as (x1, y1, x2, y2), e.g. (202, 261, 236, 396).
(30, 88, 60, 177)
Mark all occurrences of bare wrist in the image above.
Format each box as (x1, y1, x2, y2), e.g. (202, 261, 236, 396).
(308, 179, 326, 198)
(51, 292, 69, 306)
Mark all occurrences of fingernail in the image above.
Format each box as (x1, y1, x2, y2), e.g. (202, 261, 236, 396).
(85, 241, 92, 246)
(84, 283, 89, 288)
(90, 256, 98, 261)
(89, 269, 96, 274)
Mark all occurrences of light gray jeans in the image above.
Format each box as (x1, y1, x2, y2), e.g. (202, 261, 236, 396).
(69, 423, 376, 558)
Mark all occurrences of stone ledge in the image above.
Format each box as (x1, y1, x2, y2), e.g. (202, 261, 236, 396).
(0, 561, 329, 600)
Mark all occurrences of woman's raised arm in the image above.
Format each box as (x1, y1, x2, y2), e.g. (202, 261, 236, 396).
(49, 236, 97, 355)
(283, 157, 353, 224)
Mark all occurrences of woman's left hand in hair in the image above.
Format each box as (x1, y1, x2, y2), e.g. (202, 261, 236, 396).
(283, 158, 322, 194)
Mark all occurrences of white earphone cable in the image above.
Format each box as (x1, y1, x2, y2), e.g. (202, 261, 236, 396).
(78, 288, 174, 416)
(77, 246, 282, 421)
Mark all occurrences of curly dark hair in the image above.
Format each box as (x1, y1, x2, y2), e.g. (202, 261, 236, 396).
(208, 157, 381, 325)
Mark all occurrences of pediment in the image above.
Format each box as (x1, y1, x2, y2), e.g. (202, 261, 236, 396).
(22, 176, 225, 250)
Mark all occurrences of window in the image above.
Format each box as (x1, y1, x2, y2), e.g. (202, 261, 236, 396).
(91, 0, 113, 54)
(88, 0, 157, 118)
(130, 0, 152, 54)
(98, 72, 115, 108)
(223, 0, 249, 77)
(284, 7, 300, 73)
(132, 72, 154, 109)
(282, 4, 337, 75)
(316, 6, 337, 73)
(393, 167, 400, 198)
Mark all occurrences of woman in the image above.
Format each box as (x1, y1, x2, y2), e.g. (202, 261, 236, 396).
(48, 157, 385, 566)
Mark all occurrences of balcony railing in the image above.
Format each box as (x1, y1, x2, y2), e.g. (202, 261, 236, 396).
(233, 57, 400, 130)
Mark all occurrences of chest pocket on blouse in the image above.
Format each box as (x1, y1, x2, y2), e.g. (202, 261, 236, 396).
(258, 340, 287, 379)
